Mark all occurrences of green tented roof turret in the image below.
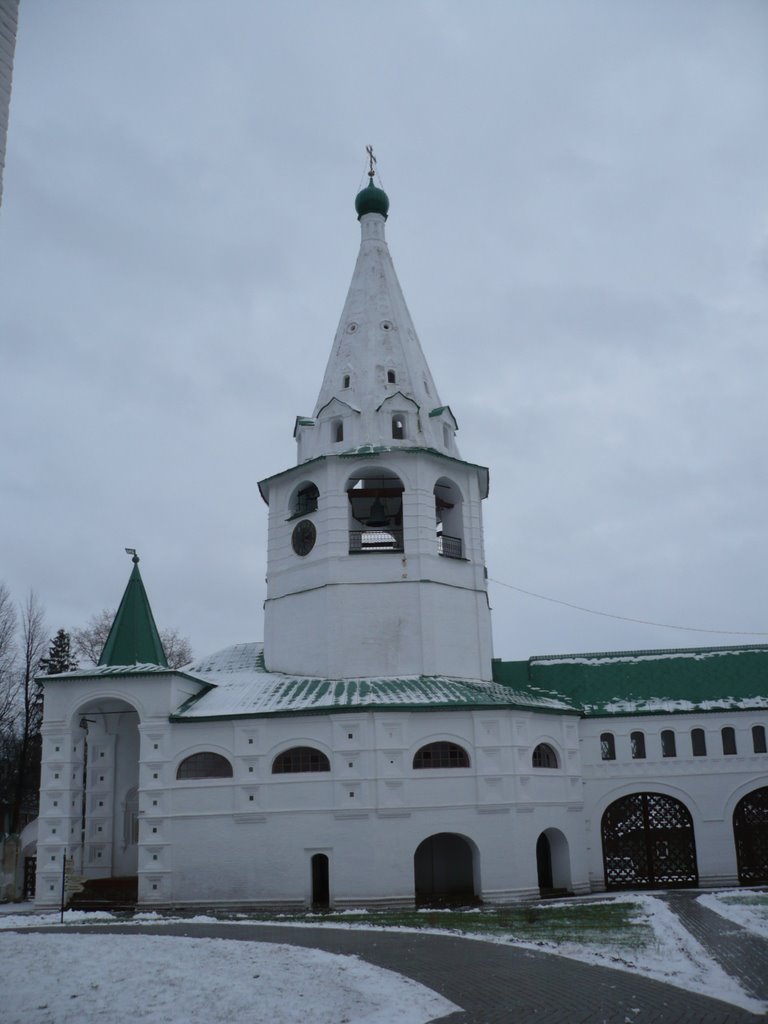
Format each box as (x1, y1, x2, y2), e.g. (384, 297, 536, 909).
(355, 178, 389, 220)
(99, 555, 168, 668)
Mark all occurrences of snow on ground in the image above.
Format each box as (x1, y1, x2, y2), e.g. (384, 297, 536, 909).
(0, 932, 459, 1024)
(697, 890, 768, 939)
(1, 894, 765, 1015)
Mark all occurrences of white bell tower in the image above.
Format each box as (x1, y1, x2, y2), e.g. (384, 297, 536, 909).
(259, 161, 494, 681)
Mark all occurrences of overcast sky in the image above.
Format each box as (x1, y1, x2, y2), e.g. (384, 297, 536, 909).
(1, 1, 767, 665)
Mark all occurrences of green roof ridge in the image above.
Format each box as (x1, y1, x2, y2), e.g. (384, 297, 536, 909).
(99, 555, 168, 667)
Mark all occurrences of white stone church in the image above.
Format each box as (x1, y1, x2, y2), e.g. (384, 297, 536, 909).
(34, 174, 768, 910)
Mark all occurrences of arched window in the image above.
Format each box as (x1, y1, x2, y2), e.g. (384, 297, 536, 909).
(600, 732, 615, 761)
(753, 725, 767, 754)
(291, 482, 319, 517)
(631, 731, 646, 759)
(413, 742, 470, 769)
(342, 374, 350, 389)
(387, 369, 396, 384)
(391, 415, 405, 440)
(272, 747, 330, 774)
(722, 727, 737, 756)
(177, 752, 233, 780)
(532, 743, 558, 768)
(691, 728, 707, 756)
(661, 730, 676, 758)
(332, 419, 344, 443)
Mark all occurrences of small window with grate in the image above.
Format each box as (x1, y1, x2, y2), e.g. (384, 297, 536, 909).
(532, 743, 558, 768)
(722, 726, 737, 756)
(343, 374, 350, 389)
(413, 742, 470, 769)
(332, 419, 344, 443)
(661, 730, 677, 758)
(631, 731, 646, 759)
(753, 725, 767, 754)
(691, 728, 707, 756)
(272, 747, 330, 774)
(600, 732, 615, 761)
(293, 483, 319, 516)
(387, 369, 396, 384)
(176, 752, 233, 780)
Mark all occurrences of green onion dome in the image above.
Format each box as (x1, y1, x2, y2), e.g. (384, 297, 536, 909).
(355, 179, 389, 220)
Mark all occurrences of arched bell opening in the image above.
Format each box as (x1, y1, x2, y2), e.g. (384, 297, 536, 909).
(536, 828, 572, 896)
(434, 477, 464, 559)
(414, 832, 480, 906)
(346, 468, 404, 553)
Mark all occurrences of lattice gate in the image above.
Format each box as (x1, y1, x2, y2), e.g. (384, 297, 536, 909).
(601, 792, 698, 890)
(734, 787, 768, 885)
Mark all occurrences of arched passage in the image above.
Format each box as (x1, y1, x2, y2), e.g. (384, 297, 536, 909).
(414, 833, 478, 905)
(601, 792, 698, 890)
(536, 828, 572, 894)
(733, 786, 768, 885)
(72, 698, 141, 880)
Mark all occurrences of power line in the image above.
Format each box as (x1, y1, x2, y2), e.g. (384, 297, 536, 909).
(487, 578, 768, 637)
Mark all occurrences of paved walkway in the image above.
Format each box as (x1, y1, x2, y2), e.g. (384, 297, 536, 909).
(663, 892, 768, 1004)
(22, 918, 766, 1023)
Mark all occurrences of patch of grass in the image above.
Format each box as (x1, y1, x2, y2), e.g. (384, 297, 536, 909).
(219, 901, 654, 951)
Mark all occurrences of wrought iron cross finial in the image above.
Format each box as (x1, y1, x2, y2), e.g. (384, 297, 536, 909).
(366, 144, 377, 179)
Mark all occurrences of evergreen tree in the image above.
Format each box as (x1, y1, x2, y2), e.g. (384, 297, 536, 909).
(39, 628, 78, 675)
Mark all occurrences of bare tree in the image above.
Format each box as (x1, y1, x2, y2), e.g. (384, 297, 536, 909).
(9, 591, 47, 832)
(72, 608, 112, 666)
(73, 609, 192, 669)
(0, 582, 18, 732)
(159, 628, 193, 669)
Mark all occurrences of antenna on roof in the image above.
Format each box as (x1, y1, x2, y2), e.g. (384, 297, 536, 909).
(125, 547, 139, 564)
(366, 144, 377, 179)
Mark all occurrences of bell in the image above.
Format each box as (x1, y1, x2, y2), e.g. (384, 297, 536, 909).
(366, 496, 389, 528)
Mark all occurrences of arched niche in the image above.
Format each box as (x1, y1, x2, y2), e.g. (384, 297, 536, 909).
(536, 828, 572, 893)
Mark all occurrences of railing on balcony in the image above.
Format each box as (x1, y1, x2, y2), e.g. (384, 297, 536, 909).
(349, 529, 404, 553)
(437, 534, 463, 559)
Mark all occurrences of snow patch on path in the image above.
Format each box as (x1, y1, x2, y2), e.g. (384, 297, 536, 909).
(697, 891, 768, 939)
(0, 933, 459, 1024)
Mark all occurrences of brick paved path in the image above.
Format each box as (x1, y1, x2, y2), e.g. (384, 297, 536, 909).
(663, 892, 768, 1004)
(26, 921, 765, 1023)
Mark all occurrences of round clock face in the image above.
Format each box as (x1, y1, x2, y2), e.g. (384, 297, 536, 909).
(291, 519, 316, 556)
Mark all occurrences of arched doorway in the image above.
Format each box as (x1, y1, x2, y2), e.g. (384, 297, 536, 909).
(414, 833, 477, 905)
(311, 853, 330, 909)
(601, 792, 698, 890)
(536, 829, 572, 895)
(733, 787, 768, 885)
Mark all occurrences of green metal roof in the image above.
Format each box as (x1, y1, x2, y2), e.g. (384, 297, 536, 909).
(169, 643, 574, 720)
(492, 644, 768, 717)
(99, 556, 168, 668)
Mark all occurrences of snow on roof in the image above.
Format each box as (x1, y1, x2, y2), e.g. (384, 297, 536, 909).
(493, 644, 768, 717)
(172, 643, 573, 719)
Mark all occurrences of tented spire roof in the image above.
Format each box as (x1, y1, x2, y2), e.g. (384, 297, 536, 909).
(310, 175, 453, 453)
(99, 552, 168, 667)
